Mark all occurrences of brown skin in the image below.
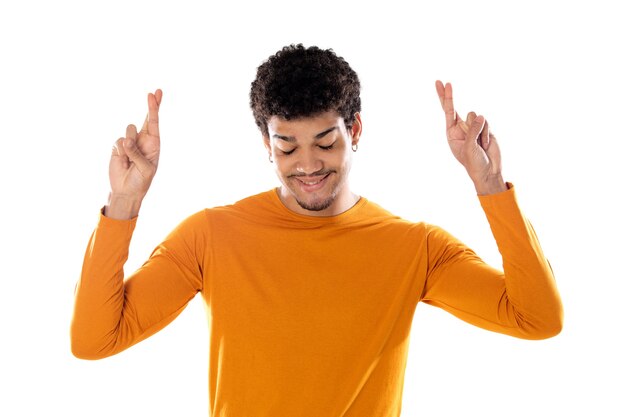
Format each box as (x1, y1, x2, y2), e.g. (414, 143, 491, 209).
(435, 80, 507, 195)
(263, 111, 362, 217)
(105, 89, 162, 220)
(103, 82, 505, 220)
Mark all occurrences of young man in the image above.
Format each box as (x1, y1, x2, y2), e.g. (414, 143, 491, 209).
(71, 44, 563, 416)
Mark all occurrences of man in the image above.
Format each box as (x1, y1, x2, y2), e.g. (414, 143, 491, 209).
(71, 44, 563, 416)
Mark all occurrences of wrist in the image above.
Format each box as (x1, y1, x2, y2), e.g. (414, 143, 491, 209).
(104, 192, 144, 220)
(473, 174, 508, 196)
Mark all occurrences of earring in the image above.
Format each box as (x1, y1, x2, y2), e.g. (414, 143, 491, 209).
(352, 143, 358, 152)
(268, 154, 273, 163)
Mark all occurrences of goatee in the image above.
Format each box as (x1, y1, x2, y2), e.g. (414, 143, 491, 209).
(295, 195, 335, 212)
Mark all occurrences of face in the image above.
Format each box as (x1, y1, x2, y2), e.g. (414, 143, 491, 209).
(264, 111, 362, 216)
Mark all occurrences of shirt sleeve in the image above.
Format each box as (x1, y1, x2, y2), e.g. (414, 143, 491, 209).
(70, 210, 207, 359)
(420, 184, 563, 339)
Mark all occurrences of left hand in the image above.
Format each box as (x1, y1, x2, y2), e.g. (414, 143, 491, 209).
(435, 80, 506, 195)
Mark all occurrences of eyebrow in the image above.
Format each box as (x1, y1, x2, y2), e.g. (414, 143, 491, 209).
(272, 126, 337, 142)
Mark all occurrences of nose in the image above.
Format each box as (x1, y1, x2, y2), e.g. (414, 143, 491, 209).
(296, 149, 323, 175)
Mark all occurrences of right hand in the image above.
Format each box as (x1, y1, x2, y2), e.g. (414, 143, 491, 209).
(105, 89, 163, 219)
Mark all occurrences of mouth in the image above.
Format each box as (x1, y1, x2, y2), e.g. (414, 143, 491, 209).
(291, 172, 332, 192)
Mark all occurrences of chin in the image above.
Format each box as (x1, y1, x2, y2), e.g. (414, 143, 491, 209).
(295, 195, 335, 212)
(280, 171, 347, 214)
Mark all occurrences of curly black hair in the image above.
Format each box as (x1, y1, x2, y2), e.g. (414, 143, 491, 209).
(250, 44, 361, 137)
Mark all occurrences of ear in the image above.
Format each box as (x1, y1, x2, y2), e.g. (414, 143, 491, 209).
(350, 112, 362, 147)
(263, 135, 271, 153)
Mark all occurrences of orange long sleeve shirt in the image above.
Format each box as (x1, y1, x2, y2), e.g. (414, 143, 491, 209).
(71, 186, 562, 416)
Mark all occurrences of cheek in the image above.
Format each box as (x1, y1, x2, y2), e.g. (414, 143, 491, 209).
(338, 149, 353, 167)
(273, 158, 293, 177)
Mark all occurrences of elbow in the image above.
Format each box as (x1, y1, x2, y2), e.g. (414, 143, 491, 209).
(70, 338, 103, 360)
(71, 346, 92, 360)
(532, 318, 563, 340)
(70, 324, 92, 359)
(548, 311, 564, 338)
(70, 324, 127, 360)
(539, 300, 565, 339)
(509, 289, 564, 340)
(71, 341, 115, 360)
(70, 327, 110, 360)
(521, 307, 564, 340)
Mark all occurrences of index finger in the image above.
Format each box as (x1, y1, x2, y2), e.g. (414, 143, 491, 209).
(435, 80, 456, 129)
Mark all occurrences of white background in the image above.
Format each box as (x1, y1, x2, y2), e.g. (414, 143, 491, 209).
(1, 0, 624, 416)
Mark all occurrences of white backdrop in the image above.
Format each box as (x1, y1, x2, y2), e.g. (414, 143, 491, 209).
(1, 1, 624, 416)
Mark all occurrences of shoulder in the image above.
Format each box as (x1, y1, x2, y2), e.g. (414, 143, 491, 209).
(204, 190, 279, 220)
(358, 198, 431, 236)
(162, 191, 277, 246)
(170, 190, 282, 236)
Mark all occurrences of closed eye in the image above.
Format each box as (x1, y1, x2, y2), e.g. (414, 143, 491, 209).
(319, 143, 334, 150)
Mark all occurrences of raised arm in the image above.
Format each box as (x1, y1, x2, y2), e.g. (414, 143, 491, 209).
(422, 82, 563, 339)
(421, 190, 563, 339)
(71, 90, 204, 359)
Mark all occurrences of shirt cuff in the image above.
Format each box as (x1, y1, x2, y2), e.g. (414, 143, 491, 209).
(477, 182, 520, 216)
(97, 206, 138, 234)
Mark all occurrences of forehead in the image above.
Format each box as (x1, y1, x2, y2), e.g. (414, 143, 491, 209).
(267, 111, 345, 136)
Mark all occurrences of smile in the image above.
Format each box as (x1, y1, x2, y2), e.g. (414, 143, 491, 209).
(293, 173, 331, 191)
(300, 178, 325, 185)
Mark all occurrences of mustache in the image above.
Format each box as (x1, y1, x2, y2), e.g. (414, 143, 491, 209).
(288, 169, 335, 178)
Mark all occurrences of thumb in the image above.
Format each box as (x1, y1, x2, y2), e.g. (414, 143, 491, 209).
(467, 115, 486, 147)
(123, 124, 156, 177)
